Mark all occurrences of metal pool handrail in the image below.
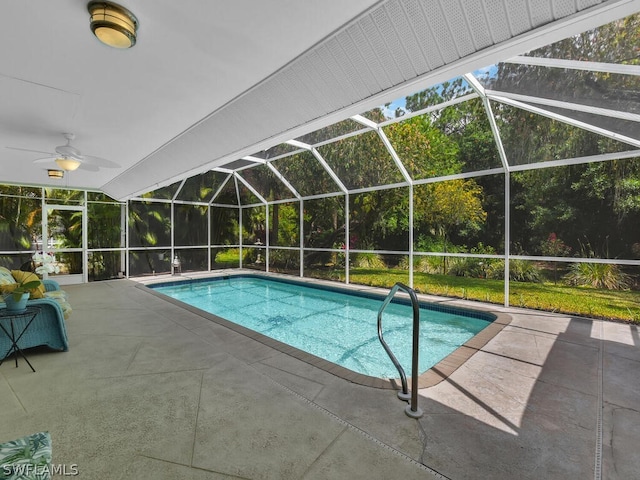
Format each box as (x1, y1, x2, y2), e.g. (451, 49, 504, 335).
(377, 282, 424, 418)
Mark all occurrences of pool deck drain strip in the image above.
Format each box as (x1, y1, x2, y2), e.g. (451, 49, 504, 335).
(594, 319, 604, 480)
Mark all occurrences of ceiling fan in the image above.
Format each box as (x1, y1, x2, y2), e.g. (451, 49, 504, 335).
(7, 133, 120, 172)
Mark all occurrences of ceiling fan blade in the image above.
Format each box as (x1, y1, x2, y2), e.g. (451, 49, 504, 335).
(34, 156, 98, 171)
(33, 156, 59, 164)
(11, 134, 117, 173)
(7, 146, 54, 155)
(78, 163, 100, 172)
(55, 144, 83, 158)
(81, 155, 121, 168)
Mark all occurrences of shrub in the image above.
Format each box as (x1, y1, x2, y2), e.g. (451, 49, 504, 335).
(564, 262, 631, 290)
(487, 259, 542, 282)
(351, 252, 386, 269)
(418, 255, 446, 274)
(398, 255, 447, 274)
(448, 243, 498, 278)
(269, 250, 300, 270)
(539, 232, 572, 257)
(412, 236, 466, 274)
(242, 248, 257, 264)
(448, 257, 488, 278)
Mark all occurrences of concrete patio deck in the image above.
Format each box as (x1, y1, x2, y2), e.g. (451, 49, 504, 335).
(1, 275, 638, 479)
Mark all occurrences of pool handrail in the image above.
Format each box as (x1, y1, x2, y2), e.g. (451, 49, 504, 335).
(377, 282, 424, 418)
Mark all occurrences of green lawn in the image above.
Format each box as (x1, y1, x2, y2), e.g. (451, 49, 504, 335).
(310, 268, 640, 323)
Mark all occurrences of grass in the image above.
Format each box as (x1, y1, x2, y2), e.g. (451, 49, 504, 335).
(309, 267, 640, 323)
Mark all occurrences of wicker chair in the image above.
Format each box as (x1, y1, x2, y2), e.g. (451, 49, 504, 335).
(0, 296, 70, 359)
(43, 279, 62, 293)
(0, 267, 71, 358)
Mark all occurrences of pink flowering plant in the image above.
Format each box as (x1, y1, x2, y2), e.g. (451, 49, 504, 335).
(540, 233, 572, 257)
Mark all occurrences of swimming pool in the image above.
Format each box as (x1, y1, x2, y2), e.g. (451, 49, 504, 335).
(150, 275, 495, 379)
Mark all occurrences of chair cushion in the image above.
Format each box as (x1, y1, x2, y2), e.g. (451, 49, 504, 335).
(42, 279, 62, 292)
(0, 431, 52, 479)
(44, 290, 68, 301)
(0, 267, 15, 286)
(44, 290, 71, 318)
(10, 271, 45, 298)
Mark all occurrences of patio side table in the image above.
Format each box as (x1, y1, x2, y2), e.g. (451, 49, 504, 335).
(0, 306, 40, 372)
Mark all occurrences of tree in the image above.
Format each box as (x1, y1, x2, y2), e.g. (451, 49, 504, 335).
(0, 187, 41, 252)
(87, 200, 124, 280)
(128, 200, 172, 274)
(405, 85, 502, 251)
(414, 179, 487, 273)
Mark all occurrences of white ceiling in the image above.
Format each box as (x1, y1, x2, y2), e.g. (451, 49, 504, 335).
(1, 0, 638, 200)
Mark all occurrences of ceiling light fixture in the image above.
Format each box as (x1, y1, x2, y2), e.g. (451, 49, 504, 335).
(48, 169, 64, 179)
(87, 1, 138, 49)
(55, 157, 81, 171)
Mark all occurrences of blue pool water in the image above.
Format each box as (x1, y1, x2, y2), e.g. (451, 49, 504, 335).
(151, 275, 494, 378)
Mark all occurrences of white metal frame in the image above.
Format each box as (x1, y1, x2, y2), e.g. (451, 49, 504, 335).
(2, 51, 640, 304)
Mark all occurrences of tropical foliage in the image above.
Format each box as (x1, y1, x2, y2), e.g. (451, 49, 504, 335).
(565, 262, 632, 290)
(0, 431, 52, 477)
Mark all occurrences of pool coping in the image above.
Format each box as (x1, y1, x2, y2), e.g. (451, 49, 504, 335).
(134, 270, 512, 390)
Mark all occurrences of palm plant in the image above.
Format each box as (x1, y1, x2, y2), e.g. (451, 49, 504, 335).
(565, 262, 631, 290)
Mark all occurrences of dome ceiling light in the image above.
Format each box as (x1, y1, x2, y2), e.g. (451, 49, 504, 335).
(87, 1, 138, 49)
(55, 157, 81, 171)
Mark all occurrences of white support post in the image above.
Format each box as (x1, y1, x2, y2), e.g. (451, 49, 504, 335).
(82, 191, 88, 283)
(207, 204, 211, 272)
(465, 72, 512, 307)
(409, 183, 414, 288)
(265, 203, 270, 272)
(345, 193, 349, 285)
(238, 206, 243, 269)
(299, 199, 304, 278)
(504, 171, 510, 307)
(234, 176, 243, 269)
(120, 203, 127, 278)
(41, 191, 48, 257)
(125, 202, 130, 278)
(170, 202, 175, 275)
